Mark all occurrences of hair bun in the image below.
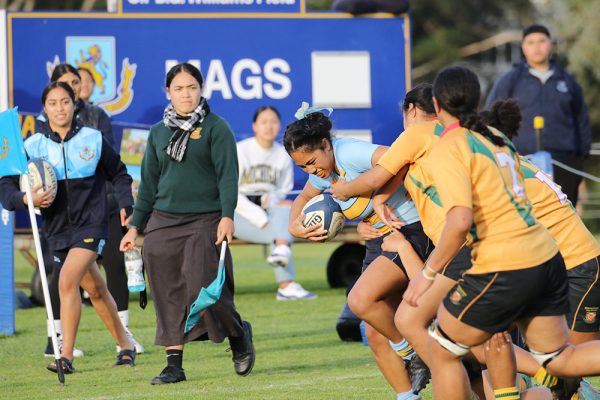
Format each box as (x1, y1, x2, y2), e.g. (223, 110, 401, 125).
(304, 112, 332, 134)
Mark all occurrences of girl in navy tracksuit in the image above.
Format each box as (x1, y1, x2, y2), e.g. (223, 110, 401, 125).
(0, 82, 136, 373)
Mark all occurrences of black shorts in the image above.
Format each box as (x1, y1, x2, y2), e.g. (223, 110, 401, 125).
(567, 257, 600, 332)
(442, 246, 472, 281)
(443, 252, 569, 333)
(52, 238, 105, 269)
(362, 221, 432, 276)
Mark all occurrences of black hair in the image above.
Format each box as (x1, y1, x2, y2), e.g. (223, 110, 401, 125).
(77, 67, 94, 81)
(283, 112, 333, 154)
(523, 24, 551, 40)
(166, 62, 203, 88)
(253, 106, 281, 122)
(41, 81, 76, 105)
(481, 99, 522, 141)
(402, 83, 435, 115)
(50, 63, 80, 82)
(433, 66, 506, 147)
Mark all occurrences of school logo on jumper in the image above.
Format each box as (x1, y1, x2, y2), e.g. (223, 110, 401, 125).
(0, 137, 8, 160)
(556, 80, 568, 93)
(583, 307, 598, 324)
(79, 147, 95, 161)
(46, 36, 137, 116)
(450, 285, 467, 305)
(190, 128, 202, 140)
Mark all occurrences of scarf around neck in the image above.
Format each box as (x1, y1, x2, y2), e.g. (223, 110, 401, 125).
(163, 97, 210, 162)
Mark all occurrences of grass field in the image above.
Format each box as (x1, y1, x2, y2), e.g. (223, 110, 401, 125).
(5, 242, 600, 400)
(3, 242, 410, 400)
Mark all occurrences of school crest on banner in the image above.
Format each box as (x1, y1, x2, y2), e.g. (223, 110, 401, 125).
(46, 36, 137, 116)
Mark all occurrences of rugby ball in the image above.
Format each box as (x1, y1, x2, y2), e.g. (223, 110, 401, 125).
(19, 158, 58, 207)
(302, 194, 345, 241)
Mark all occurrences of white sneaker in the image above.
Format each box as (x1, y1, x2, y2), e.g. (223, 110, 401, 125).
(276, 282, 318, 301)
(44, 336, 84, 358)
(116, 327, 145, 354)
(267, 244, 292, 267)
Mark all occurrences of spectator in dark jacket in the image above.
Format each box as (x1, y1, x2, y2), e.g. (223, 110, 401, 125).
(486, 24, 592, 206)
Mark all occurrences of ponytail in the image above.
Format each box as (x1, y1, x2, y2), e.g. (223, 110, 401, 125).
(458, 111, 506, 147)
(481, 99, 522, 141)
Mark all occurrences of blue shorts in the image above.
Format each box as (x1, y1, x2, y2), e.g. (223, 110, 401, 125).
(52, 238, 105, 269)
(362, 221, 432, 277)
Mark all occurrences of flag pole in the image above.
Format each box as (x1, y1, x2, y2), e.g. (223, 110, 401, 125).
(22, 177, 64, 384)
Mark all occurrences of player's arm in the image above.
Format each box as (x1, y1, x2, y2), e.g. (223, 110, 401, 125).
(330, 146, 393, 201)
(404, 205, 471, 306)
(372, 165, 409, 228)
(288, 180, 328, 241)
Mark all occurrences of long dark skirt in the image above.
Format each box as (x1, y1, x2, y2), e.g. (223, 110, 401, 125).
(143, 210, 244, 346)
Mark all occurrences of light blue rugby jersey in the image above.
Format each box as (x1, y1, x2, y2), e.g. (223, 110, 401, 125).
(24, 127, 102, 180)
(309, 138, 420, 230)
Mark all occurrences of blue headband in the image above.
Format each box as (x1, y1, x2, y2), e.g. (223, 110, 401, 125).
(294, 101, 333, 120)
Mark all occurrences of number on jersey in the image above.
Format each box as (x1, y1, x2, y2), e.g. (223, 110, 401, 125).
(495, 152, 525, 198)
(535, 170, 568, 205)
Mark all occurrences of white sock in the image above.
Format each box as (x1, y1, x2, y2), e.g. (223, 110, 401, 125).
(47, 319, 61, 337)
(118, 310, 129, 329)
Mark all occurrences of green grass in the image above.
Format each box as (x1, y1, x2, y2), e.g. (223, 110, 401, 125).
(5, 242, 600, 399)
(3, 243, 404, 400)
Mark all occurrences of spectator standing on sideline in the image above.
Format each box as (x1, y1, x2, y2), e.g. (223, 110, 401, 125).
(486, 24, 592, 206)
(76, 65, 145, 354)
(234, 106, 317, 301)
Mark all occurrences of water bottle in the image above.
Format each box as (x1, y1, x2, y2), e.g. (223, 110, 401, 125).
(124, 244, 145, 292)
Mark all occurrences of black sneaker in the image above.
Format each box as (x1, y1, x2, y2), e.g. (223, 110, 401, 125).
(46, 357, 75, 374)
(150, 366, 186, 385)
(405, 354, 431, 394)
(551, 377, 582, 400)
(230, 321, 255, 377)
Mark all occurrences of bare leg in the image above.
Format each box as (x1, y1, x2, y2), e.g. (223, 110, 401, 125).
(395, 274, 456, 365)
(520, 315, 600, 377)
(365, 323, 412, 394)
(569, 330, 600, 345)
(58, 248, 97, 360)
(348, 255, 408, 342)
(80, 262, 133, 353)
(430, 305, 492, 400)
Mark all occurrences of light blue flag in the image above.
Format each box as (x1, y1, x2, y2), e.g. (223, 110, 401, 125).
(184, 242, 228, 334)
(0, 108, 27, 176)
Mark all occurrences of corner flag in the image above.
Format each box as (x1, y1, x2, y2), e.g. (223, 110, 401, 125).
(0, 108, 27, 176)
(0, 107, 65, 384)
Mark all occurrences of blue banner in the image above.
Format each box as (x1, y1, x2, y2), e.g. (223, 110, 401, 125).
(9, 13, 410, 231)
(9, 15, 409, 146)
(0, 108, 27, 176)
(120, 0, 302, 14)
(0, 205, 15, 335)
